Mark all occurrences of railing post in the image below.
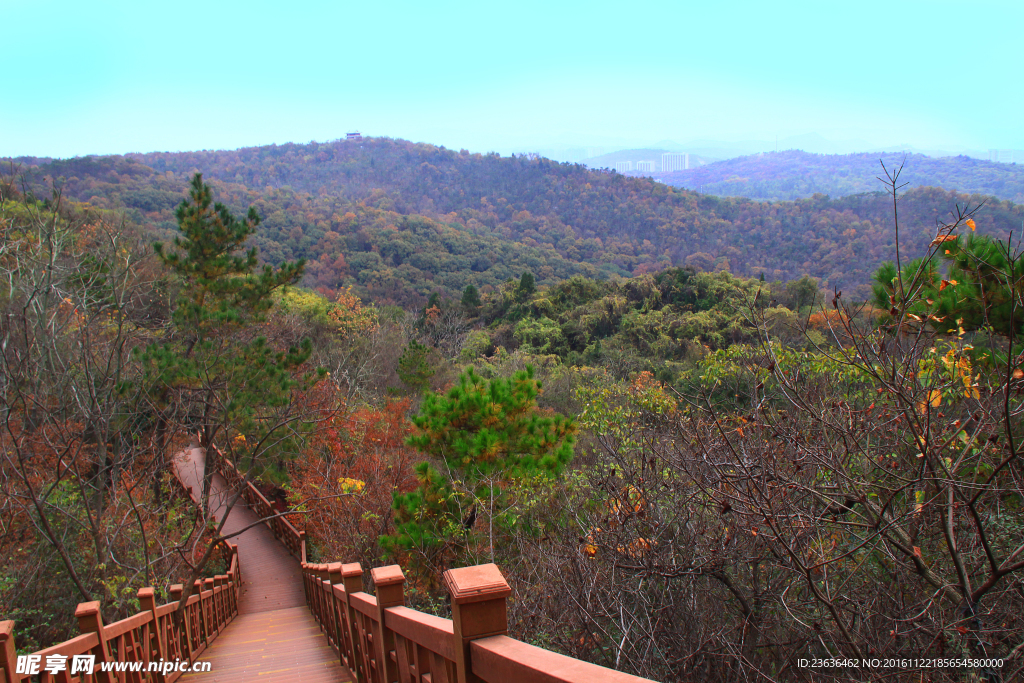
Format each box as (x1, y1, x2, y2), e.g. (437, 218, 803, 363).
(371, 566, 405, 683)
(301, 562, 311, 610)
(316, 564, 330, 631)
(138, 587, 167, 674)
(195, 579, 211, 648)
(340, 563, 363, 680)
(76, 601, 115, 683)
(1, 621, 18, 683)
(169, 584, 190, 661)
(204, 578, 218, 637)
(443, 564, 511, 683)
(215, 575, 228, 628)
(327, 563, 344, 652)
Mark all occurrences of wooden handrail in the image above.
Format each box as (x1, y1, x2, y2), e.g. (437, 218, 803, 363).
(300, 560, 659, 683)
(0, 541, 241, 683)
(471, 636, 656, 683)
(209, 445, 307, 559)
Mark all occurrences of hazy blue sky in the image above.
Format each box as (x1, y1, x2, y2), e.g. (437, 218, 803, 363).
(3, 0, 1021, 158)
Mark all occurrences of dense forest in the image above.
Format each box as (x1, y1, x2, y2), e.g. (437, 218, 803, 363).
(653, 149, 1024, 202)
(4, 146, 1024, 681)
(9, 138, 1024, 306)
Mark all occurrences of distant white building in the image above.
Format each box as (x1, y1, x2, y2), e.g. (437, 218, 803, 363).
(990, 149, 1017, 163)
(614, 161, 633, 173)
(346, 131, 362, 141)
(662, 153, 689, 172)
(635, 160, 655, 172)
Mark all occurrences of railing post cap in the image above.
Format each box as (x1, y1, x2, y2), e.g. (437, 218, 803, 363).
(370, 565, 405, 587)
(340, 562, 362, 578)
(75, 601, 102, 618)
(327, 562, 343, 573)
(169, 584, 183, 592)
(443, 563, 511, 604)
(137, 587, 155, 599)
(0, 620, 13, 639)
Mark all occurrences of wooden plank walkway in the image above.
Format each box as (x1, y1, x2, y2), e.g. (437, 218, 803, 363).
(174, 446, 351, 682)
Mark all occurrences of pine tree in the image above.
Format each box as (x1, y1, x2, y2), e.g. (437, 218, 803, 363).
(142, 174, 320, 511)
(460, 283, 481, 312)
(383, 366, 575, 567)
(397, 339, 435, 394)
(517, 271, 536, 302)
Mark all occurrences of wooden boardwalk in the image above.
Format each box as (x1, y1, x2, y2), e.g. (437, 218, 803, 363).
(174, 447, 351, 682)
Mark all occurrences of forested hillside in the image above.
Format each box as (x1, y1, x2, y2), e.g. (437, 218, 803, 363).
(6, 153, 1024, 680)
(653, 149, 1024, 202)
(9, 138, 1024, 304)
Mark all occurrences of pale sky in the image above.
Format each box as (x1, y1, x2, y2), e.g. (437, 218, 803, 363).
(3, 0, 1021, 158)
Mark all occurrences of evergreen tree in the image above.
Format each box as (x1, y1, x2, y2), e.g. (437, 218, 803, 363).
(142, 174, 320, 510)
(383, 366, 575, 567)
(397, 339, 435, 394)
(460, 283, 481, 312)
(872, 233, 1024, 338)
(517, 271, 536, 302)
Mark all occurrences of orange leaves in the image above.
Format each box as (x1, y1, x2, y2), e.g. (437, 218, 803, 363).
(807, 310, 848, 330)
(939, 279, 957, 291)
(609, 485, 647, 520)
(289, 381, 417, 553)
(328, 286, 378, 337)
(916, 390, 942, 414)
(966, 218, 976, 231)
(930, 234, 959, 248)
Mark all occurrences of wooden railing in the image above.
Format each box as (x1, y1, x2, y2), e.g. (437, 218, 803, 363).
(300, 551, 656, 683)
(1, 542, 241, 683)
(212, 446, 306, 558)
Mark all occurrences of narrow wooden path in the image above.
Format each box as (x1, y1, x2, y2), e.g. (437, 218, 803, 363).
(173, 446, 351, 682)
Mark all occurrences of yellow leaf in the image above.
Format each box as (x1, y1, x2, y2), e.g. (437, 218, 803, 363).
(966, 218, 976, 231)
(928, 390, 942, 407)
(337, 477, 366, 493)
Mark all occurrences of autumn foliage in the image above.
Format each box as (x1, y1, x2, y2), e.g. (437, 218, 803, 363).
(288, 381, 418, 569)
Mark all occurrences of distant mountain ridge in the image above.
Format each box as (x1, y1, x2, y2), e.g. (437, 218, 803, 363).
(6, 138, 1024, 304)
(650, 150, 1024, 202)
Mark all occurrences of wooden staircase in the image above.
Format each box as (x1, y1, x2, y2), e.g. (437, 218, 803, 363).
(1, 445, 657, 683)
